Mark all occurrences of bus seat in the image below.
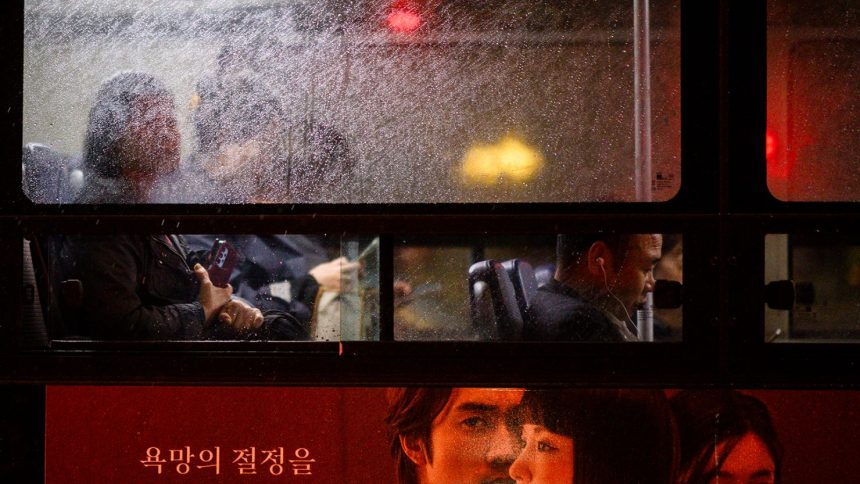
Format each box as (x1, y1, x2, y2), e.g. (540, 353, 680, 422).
(21, 239, 50, 347)
(28, 236, 83, 339)
(468, 259, 523, 341)
(502, 259, 538, 326)
(22, 143, 84, 204)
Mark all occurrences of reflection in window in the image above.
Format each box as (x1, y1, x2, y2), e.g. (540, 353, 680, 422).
(22, 234, 378, 344)
(394, 243, 472, 340)
(23, 0, 680, 204)
(395, 234, 682, 342)
(766, 234, 860, 341)
(767, 0, 860, 201)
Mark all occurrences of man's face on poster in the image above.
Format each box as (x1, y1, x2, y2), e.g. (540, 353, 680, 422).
(409, 388, 524, 484)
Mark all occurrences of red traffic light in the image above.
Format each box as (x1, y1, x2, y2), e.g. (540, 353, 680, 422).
(387, 9, 421, 33)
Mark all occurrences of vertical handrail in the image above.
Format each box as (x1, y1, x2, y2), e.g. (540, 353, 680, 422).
(634, 0, 652, 201)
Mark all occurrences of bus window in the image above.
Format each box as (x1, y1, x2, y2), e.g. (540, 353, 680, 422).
(766, 234, 860, 342)
(767, 0, 860, 201)
(23, 0, 680, 204)
(395, 234, 682, 342)
(22, 234, 378, 343)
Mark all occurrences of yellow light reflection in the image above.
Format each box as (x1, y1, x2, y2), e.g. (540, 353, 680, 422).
(189, 92, 201, 110)
(461, 136, 543, 186)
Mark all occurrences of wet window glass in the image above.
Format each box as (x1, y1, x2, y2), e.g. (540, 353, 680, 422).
(20, 234, 378, 344)
(394, 233, 682, 342)
(765, 234, 860, 342)
(767, 0, 860, 201)
(23, 0, 680, 204)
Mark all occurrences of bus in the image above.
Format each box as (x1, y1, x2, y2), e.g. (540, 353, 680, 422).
(3, 0, 860, 481)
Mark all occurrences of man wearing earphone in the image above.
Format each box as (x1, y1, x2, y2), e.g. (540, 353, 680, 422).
(526, 234, 662, 342)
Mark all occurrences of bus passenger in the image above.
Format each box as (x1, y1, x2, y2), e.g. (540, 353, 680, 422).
(184, 234, 359, 334)
(157, 42, 355, 204)
(77, 71, 180, 204)
(68, 72, 307, 340)
(69, 231, 310, 340)
(527, 234, 662, 342)
(173, 79, 361, 335)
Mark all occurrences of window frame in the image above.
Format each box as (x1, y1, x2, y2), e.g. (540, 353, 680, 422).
(1, 0, 859, 387)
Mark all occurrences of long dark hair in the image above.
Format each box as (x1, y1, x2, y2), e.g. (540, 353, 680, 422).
(517, 389, 678, 484)
(671, 390, 782, 484)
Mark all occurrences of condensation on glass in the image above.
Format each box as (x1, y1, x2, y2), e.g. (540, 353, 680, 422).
(767, 0, 860, 201)
(765, 234, 860, 342)
(22, 0, 680, 204)
(20, 233, 378, 345)
(395, 233, 682, 342)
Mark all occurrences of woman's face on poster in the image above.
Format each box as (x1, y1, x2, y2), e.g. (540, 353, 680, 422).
(706, 432, 776, 484)
(509, 424, 574, 484)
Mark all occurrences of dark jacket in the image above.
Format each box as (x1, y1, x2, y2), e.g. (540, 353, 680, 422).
(69, 234, 308, 340)
(183, 235, 326, 325)
(76, 175, 142, 204)
(526, 279, 629, 342)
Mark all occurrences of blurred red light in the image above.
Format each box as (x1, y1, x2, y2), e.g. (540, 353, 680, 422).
(766, 128, 790, 179)
(387, 9, 421, 33)
(765, 129, 777, 160)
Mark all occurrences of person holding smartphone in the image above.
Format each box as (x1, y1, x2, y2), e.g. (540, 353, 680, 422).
(68, 72, 307, 340)
(69, 234, 308, 340)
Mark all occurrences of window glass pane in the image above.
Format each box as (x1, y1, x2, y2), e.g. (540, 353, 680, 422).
(766, 234, 860, 341)
(395, 233, 682, 342)
(21, 234, 377, 343)
(394, 241, 472, 340)
(23, 0, 680, 204)
(767, 0, 860, 200)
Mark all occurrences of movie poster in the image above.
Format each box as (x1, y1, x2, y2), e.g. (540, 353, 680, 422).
(46, 386, 860, 483)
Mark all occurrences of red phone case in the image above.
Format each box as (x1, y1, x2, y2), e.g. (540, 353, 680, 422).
(206, 240, 239, 288)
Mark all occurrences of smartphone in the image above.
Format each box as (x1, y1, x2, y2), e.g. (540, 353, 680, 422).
(206, 239, 240, 288)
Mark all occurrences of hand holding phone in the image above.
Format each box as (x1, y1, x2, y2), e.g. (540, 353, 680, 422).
(206, 239, 240, 288)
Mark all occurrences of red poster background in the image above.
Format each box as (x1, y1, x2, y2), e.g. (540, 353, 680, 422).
(46, 387, 860, 483)
(46, 386, 395, 483)
(751, 390, 860, 484)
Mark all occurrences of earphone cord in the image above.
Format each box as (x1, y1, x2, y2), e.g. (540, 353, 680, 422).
(600, 263, 634, 326)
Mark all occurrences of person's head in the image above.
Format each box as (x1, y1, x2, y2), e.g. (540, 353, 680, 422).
(195, 78, 286, 200)
(509, 389, 678, 484)
(671, 390, 782, 484)
(289, 122, 354, 201)
(84, 72, 179, 194)
(555, 234, 662, 320)
(205, 41, 354, 203)
(386, 387, 525, 484)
